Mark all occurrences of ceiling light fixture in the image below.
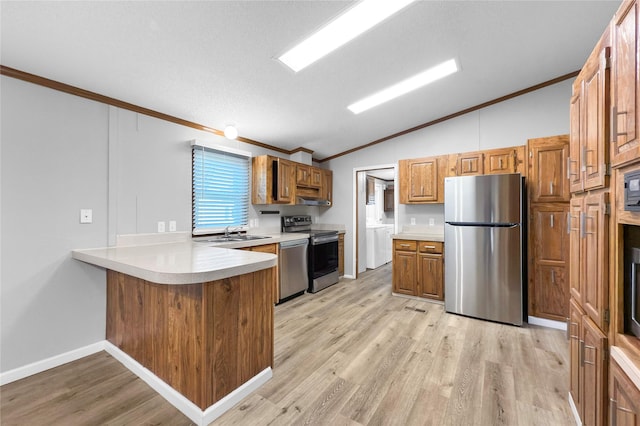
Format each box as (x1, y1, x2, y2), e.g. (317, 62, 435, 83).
(223, 125, 238, 140)
(348, 59, 459, 114)
(278, 0, 417, 73)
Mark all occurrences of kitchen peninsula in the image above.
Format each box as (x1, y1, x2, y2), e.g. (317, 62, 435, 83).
(72, 239, 280, 425)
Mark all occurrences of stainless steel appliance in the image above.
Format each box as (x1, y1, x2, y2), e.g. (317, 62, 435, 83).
(279, 238, 309, 303)
(624, 225, 640, 339)
(282, 215, 340, 293)
(444, 173, 524, 326)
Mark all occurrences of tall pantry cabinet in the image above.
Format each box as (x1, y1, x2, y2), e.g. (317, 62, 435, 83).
(527, 135, 571, 321)
(568, 20, 611, 426)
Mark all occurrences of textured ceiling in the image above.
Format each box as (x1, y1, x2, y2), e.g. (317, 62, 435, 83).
(1, 1, 620, 160)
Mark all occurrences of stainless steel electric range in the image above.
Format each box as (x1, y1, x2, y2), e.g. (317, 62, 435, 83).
(282, 215, 339, 293)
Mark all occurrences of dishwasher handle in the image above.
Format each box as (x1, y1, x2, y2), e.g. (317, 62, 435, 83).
(280, 239, 309, 249)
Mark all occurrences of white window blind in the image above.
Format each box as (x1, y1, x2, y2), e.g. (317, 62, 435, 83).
(192, 142, 250, 235)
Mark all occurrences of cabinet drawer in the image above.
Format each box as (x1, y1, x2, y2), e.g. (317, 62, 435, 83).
(394, 240, 417, 251)
(418, 241, 443, 254)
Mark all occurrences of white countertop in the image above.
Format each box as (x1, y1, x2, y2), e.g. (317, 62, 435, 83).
(392, 233, 444, 242)
(72, 233, 307, 285)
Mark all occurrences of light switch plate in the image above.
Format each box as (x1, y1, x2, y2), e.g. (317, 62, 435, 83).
(80, 209, 92, 224)
(410, 217, 416, 225)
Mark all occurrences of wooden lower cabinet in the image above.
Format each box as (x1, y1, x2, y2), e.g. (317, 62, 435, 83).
(529, 204, 569, 321)
(570, 297, 609, 426)
(610, 357, 640, 425)
(106, 268, 275, 410)
(243, 243, 279, 303)
(392, 239, 443, 301)
(393, 240, 417, 296)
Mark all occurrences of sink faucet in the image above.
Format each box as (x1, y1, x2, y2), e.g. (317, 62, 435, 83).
(224, 226, 241, 237)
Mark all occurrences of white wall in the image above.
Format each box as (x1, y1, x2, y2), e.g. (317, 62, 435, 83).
(320, 79, 572, 277)
(1, 77, 109, 372)
(0, 76, 315, 374)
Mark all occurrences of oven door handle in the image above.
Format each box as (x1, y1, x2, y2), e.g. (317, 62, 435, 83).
(633, 262, 638, 325)
(312, 235, 339, 245)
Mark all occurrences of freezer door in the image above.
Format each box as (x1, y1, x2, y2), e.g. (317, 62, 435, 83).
(444, 223, 523, 325)
(444, 174, 521, 224)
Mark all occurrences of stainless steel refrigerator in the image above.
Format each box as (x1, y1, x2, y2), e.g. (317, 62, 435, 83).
(444, 173, 524, 326)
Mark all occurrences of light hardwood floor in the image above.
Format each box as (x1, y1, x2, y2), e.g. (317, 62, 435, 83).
(1, 263, 575, 425)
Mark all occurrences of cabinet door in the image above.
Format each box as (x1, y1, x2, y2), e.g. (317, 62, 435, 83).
(582, 191, 610, 331)
(569, 298, 585, 419)
(484, 148, 516, 174)
(418, 253, 443, 300)
(529, 136, 570, 203)
(570, 196, 584, 303)
(384, 188, 394, 212)
(393, 249, 416, 296)
(276, 159, 295, 204)
(610, 358, 640, 426)
(581, 315, 609, 426)
(321, 169, 333, 205)
(296, 165, 311, 186)
(366, 176, 376, 205)
(582, 44, 610, 191)
(530, 204, 570, 321)
(456, 152, 484, 176)
(612, 0, 640, 167)
(338, 234, 344, 276)
(570, 90, 584, 193)
(310, 167, 322, 188)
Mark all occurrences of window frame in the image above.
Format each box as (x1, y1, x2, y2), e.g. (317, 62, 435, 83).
(191, 139, 252, 236)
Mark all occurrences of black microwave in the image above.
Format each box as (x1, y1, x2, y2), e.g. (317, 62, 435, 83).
(625, 171, 640, 212)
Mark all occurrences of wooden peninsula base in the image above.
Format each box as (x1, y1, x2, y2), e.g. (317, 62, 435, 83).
(105, 267, 275, 411)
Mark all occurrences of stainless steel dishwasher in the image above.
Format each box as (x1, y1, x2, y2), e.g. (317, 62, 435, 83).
(278, 238, 308, 303)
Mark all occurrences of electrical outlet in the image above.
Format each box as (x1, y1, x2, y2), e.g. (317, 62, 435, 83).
(80, 209, 92, 224)
(410, 217, 416, 225)
(429, 218, 435, 226)
(157, 221, 166, 233)
(169, 220, 176, 232)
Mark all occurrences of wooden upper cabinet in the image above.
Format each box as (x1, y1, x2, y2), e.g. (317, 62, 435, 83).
(450, 151, 484, 176)
(570, 26, 611, 191)
(583, 44, 610, 190)
(483, 146, 523, 175)
(297, 165, 322, 188)
(570, 90, 584, 193)
(528, 135, 570, 203)
(252, 155, 294, 205)
(321, 169, 333, 205)
(612, 0, 640, 167)
(310, 167, 322, 188)
(399, 156, 446, 204)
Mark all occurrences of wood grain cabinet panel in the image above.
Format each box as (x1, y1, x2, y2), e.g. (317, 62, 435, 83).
(252, 156, 295, 205)
(106, 269, 275, 410)
(582, 315, 609, 426)
(569, 298, 585, 420)
(527, 136, 570, 322)
(399, 156, 446, 204)
(392, 239, 444, 301)
(610, 357, 640, 426)
(569, 196, 585, 303)
(582, 192, 610, 331)
(529, 135, 570, 203)
(392, 248, 417, 296)
(417, 253, 443, 300)
(455, 152, 484, 176)
(570, 27, 611, 191)
(321, 169, 333, 205)
(483, 147, 524, 175)
(612, 0, 640, 168)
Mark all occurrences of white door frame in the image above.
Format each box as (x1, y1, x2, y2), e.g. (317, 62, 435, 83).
(352, 163, 398, 278)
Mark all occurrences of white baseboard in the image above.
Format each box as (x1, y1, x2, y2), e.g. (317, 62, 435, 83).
(568, 392, 582, 425)
(104, 342, 272, 425)
(0, 341, 105, 386)
(528, 316, 567, 331)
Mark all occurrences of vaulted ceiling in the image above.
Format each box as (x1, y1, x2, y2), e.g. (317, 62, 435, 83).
(1, 1, 620, 160)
